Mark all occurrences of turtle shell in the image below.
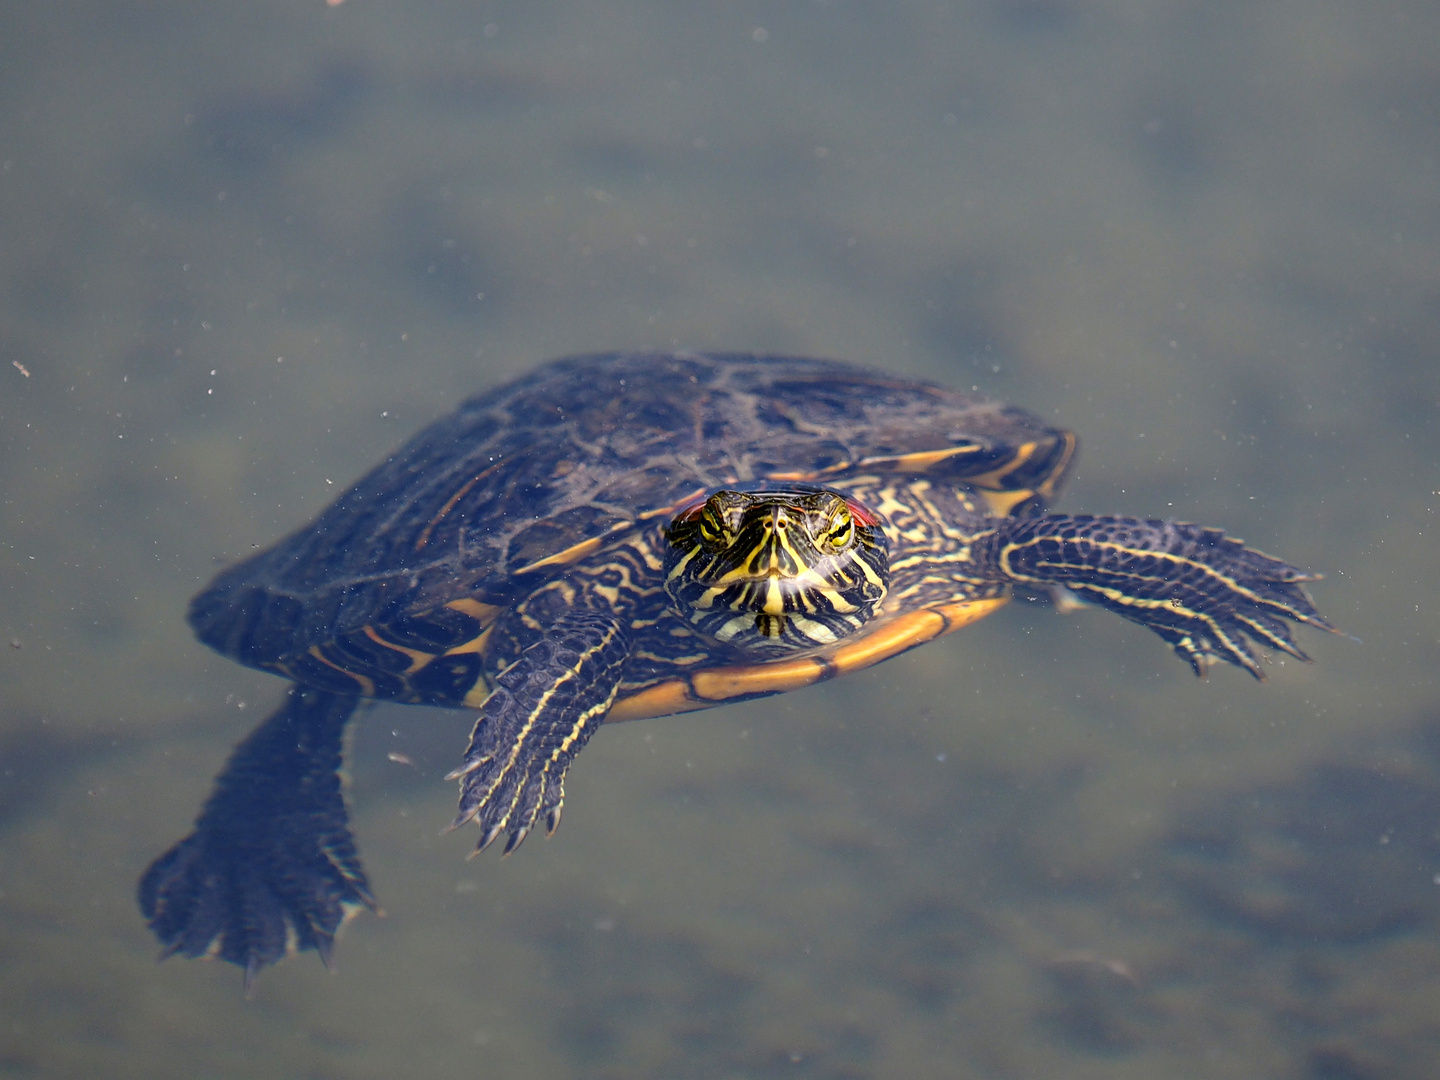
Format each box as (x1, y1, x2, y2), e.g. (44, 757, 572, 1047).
(190, 351, 1075, 694)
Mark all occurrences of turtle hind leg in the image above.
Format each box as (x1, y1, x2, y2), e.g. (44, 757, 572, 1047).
(138, 686, 375, 987)
(447, 611, 630, 856)
(984, 515, 1339, 678)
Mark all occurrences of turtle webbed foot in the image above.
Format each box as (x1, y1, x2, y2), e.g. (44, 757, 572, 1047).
(139, 821, 375, 990)
(137, 687, 374, 987)
(990, 516, 1338, 678)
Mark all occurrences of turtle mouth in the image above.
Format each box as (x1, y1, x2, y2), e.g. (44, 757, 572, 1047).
(662, 487, 890, 655)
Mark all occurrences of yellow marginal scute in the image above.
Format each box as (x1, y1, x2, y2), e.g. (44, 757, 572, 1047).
(861, 445, 983, 474)
(978, 488, 1036, 518)
(1035, 431, 1077, 499)
(929, 595, 1009, 633)
(603, 680, 702, 723)
(604, 596, 1008, 723)
(512, 534, 611, 575)
(362, 625, 433, 672)
(446, 598, 507, 623)
(691, 657, 827, 702)
(307, 645, 375, 697)
(821, 596, 1007, 677)
(961, 432, 1075, 498)
(959, 441, 1038, 490)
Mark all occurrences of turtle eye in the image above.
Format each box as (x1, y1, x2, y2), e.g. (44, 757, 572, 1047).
(816, 501, 855, 554)
(698, 504, 730, 550)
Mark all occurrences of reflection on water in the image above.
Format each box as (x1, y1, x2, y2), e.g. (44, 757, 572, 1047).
(1, 1, 1437, 1077)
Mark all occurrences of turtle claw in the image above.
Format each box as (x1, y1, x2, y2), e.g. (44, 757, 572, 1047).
(443, 755, 485, 782)
(471, 821, 508, 857)
(444, 801, 480, 834)
(243, 957, 262, 998)
(456, 762, 558, 857)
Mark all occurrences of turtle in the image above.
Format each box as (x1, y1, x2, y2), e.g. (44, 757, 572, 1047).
(139, 350, 1337, 985)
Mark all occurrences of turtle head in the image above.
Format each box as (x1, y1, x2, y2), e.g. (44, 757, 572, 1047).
(663, 487, 890, 656)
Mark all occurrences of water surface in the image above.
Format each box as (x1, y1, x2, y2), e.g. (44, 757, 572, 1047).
(1, 2, 1437, 1077)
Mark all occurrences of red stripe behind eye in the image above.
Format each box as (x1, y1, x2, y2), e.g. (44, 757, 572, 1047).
(845, 498, 880, 526)
(672, 494, 711, 522)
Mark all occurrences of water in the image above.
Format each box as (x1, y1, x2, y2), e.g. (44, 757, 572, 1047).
(1, 2, 1437, 1077)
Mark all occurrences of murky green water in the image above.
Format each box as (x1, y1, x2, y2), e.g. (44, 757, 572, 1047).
(2, 2, 1437, 1077)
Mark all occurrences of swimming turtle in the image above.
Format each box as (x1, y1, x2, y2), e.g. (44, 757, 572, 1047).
(139, 351, 1336, 984)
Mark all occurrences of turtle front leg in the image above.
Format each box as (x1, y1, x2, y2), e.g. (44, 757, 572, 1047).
(981, 514, 1339, 678)
(138, 686, 375, 989)
(448, 610, 630, 855)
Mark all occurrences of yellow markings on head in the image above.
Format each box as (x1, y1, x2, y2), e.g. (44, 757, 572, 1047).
(604, 596, 1008, 723)
(665, 487, 890, 657)
(761, 578, 784, 615)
